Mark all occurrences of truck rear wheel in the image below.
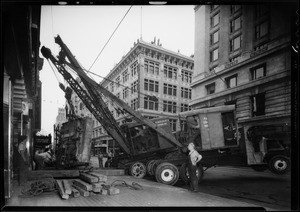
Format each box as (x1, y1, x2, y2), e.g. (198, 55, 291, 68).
(129, 161, 146, 178)
(155, 162, 179, 185)
(146, 160, 156, 176)
(269, 155, 290, 175)
(179, 163, 204, 184)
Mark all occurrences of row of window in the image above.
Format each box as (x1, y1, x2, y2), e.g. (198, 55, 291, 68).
(206, 63, 266, 95)
(209, 5, 269, 63)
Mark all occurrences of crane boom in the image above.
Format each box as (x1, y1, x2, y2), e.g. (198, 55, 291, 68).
(41, 35, 182, 157)
(41, 46, 131, 154)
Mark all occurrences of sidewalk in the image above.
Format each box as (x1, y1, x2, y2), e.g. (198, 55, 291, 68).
(5, 174, 270, 209)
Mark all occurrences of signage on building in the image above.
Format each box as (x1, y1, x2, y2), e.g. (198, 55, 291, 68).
(34, 134, 51, 147)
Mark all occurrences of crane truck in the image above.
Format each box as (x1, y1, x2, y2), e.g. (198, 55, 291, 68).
(41, 35, 290, 186)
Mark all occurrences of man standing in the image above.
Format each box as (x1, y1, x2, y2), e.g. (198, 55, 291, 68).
(15, 135, 29, 185)
(187, 142, 202, 192)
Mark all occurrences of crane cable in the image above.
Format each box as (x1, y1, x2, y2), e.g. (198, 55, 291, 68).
(88, 5, 133, 71)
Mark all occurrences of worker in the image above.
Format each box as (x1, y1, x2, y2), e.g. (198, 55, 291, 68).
(34, 149, 55, 170)
(15, 135, 29, 185)
(186, 115, 201, 144)
(187, 142, 202, 192)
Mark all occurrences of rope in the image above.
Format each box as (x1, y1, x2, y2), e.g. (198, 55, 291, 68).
(110, 180, 143, 190)
(19, 175, 58, 198)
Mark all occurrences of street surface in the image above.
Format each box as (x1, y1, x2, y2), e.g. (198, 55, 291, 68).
(90, 156, 291, 210)
(174, 166, 291, 211)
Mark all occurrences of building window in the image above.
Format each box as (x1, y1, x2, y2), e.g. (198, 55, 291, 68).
(231, 5, 241, 14)
(206, 83, 215, 95)
(131, 81, 138, 94)
(144, 79, 159, 92)
(131, 98, 138, 110)
(122, 87, 129, 99)
(181, 70, 192, 83)
(225, 74, 237, 88)
(255, 21, 269, 39)
(122, 69, 129, 83)
(230, 35, 242, 52)
(79, 102, 84, 110)
(251, 63, 266, 80)
(230, 16, 242, 33)
(181, 103, 191, 112)
(181, 87, 192, 99)
(210, 30, 219, 45)
(211, 5, 219, 11)
(180, 120, 187, 132)
(210, 48, 219, 62)
(163, 65, 178, 80)
(144, 97, 158, 111)
(163, 101, 177, 113)
(169, 119, 177, 132)
(250, 93, 265, 116)
(110, 82, 114, 92)
(211, 12, 220, 27)
(131, 61, 138, 77)
(163, 83, 177, 96)
(115, 76, 120, 88)
(145, 59, 159, 75)
(256, 5, 269, 18)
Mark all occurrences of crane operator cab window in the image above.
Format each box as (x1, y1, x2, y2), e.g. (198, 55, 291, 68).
(130, 125, 160, 154)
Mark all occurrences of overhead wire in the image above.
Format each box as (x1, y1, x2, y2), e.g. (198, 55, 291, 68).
(88, 5, 133, 71)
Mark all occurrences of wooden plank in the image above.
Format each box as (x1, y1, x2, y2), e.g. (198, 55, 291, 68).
(71, 187, 80, 198)
(62, 180, 72, 195)
(92, 182, 104, 189)
(88, 172, 107, 182)
(56, 180, 69, 200)
(79, 172, 98, 183)
(100, 188, 108, 195)
(73, 179, 93, 191)
(73, 184, 90, 197)
(108, 187, 120, 195)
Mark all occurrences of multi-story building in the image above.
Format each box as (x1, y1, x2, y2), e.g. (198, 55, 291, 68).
(70, 39, 194, 155)
(3, 4, 43, 199)
(192, 5, 292, 164)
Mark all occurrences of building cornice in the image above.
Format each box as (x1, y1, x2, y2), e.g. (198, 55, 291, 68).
(190, 70, 290, 106)
(101, 39, 194, 86)
(191, 36, 290, 87)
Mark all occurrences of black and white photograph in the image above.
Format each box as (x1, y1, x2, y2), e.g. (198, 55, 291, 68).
(1, 1, 298, 211)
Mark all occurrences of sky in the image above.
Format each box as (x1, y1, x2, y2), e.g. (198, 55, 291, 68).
(39, 5, 195, 136)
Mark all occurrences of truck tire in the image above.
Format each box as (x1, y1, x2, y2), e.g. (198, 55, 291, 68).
(269, 155, 290, 175)
(179, 163, 204, 184)
(129, 161, 147, 178)
(146, 160, 157, 176)
(150, 160, 162, 176)
(155, 162, 179, 185)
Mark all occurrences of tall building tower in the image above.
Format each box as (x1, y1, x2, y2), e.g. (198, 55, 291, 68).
(89, 39, 194, 155)
(192, 5, 292, 164)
